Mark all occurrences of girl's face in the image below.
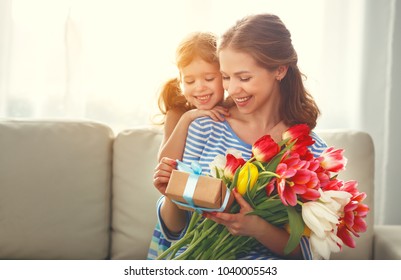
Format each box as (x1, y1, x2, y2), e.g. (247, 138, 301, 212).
(180, 58, 224, 110)
(219, 48, 281, 115)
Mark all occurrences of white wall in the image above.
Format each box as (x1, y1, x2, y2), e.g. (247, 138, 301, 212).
(0, 0, 400, 225)
(361, 0, 401, 225)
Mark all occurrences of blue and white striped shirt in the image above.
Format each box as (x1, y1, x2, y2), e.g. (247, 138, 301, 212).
(182, 117, 327, 174)
(147, 117, 328, 260)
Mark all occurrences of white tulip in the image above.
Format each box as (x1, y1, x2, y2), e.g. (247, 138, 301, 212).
(310, 231, 343, 260)
(209, 149, 243, 178)
(302, 189, 351, 259)
(225, 148, 243, 159)
(319, 189, 352, 213)
(302, 202, 338, 239)
(209, 154, 225, 178)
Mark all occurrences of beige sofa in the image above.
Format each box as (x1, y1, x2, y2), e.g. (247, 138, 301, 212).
(0, 120, 400, 260)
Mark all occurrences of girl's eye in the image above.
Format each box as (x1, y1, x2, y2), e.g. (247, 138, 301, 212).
(184, 80, 195, 85)
(205, 77, 215, 82)
(240, 77, 251, 82)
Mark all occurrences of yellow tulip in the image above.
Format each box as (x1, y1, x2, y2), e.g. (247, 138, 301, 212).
(236, 162, 259, 195)
(284, 223, 311, 237)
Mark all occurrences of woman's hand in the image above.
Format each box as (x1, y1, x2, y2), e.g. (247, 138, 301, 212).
(153, 157, 177, 195)
(204, 190, 263, 237)
(186, 106, 229, 122)
(205, 189, 302, 258)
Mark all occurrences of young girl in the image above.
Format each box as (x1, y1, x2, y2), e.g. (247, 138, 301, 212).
(147, 32, 227, 259)
(151, 14, 328, 260)
(155, 31, 228, 165)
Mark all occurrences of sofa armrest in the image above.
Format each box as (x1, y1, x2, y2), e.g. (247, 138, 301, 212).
(374, 225, 401, 259)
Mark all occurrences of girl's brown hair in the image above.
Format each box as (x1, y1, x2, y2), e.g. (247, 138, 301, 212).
(157, 32, 220, 122)
(218, 14, 320, 129)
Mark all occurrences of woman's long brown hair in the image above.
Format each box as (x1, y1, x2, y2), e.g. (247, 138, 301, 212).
(218, 14, 320, 129)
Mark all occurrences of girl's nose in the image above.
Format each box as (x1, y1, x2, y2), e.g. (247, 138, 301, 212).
(195, 80, 207, 91)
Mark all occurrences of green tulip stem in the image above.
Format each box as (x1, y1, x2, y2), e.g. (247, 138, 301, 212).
(214, 236, 252, 259)
(156, 230, 195, 260)
(210, 229, 231, 256)
(174, 223, 220, 260)
(186, 212, 202, 233)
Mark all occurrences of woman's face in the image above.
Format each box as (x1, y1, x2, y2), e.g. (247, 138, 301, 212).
(180, 58, 224, 110)
(219, 48, 280, 115)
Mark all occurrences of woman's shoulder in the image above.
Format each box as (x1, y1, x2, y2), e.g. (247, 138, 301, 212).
(190, 116, 227, 128)
(188, 117, 231, 137)
(309, 131, 328, 157)
(310, 131, 327, 146)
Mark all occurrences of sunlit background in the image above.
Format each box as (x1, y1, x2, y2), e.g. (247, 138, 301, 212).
(0, 0, 400, 225)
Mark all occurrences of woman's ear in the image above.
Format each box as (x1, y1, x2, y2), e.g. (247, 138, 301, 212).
(275, 65, 289, 82)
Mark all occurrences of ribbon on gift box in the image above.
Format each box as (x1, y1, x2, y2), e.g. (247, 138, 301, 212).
(174, 160, 231, 214)
(176, 160, 202, 206)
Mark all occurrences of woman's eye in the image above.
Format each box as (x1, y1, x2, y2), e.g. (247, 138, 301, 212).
(222, 76, 230, 80)
(240, 77, 251, 82)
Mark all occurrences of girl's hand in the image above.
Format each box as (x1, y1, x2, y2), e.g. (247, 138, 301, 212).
(153, 157, 177, 195)
(204, 190, 264, 237)
(186, 106, 229, 122)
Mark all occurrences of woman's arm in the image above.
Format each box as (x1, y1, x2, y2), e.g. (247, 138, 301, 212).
(204, 190, 303, 259)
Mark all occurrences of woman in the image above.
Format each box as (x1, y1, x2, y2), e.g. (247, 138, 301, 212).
(150, 13, 327, 260)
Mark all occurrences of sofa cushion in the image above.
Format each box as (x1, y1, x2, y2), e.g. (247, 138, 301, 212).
(0, 120, 113, 259)
(111, 126, 162, 259)
(110, 128, 375, 260)
(317, 130, 375, 260)
(374, 225, 401, 259)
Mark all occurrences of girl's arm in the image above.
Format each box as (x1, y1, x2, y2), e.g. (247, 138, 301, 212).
(155, 109, 228, 234)
(158, 106, 229, 162)
(153, 156, 188, 234)
(158, 108, 185, 162)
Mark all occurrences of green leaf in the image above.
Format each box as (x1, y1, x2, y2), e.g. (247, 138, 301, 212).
(214, 166, 222, 179)
(230, 167, 241, 190)
(265, 152, 284, 172)
(277, 137, 290, 147)
(245, 166, 256, 208)
(249, 180, 258, 201)
(253, 160, 265, 171)
(284, 206, 305, 255)
(254, 198, 283, 210)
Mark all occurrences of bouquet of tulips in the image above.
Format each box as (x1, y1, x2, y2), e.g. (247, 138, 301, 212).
(157, 124, 369, 260)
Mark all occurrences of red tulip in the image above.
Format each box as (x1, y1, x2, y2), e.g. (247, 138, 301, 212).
(224, 154, 246, 180)
(252, 135, 280, 162)
(282, 124, 315, 157)
(283, 123, 310, 139)
(336, 180, 369, 248)
(319, 147, 348, 173)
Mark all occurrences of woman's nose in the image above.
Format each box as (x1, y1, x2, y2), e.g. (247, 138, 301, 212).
(227, 80, 240, 96)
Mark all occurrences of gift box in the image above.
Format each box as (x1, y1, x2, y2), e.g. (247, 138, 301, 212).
(165, 169, 234, 212)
